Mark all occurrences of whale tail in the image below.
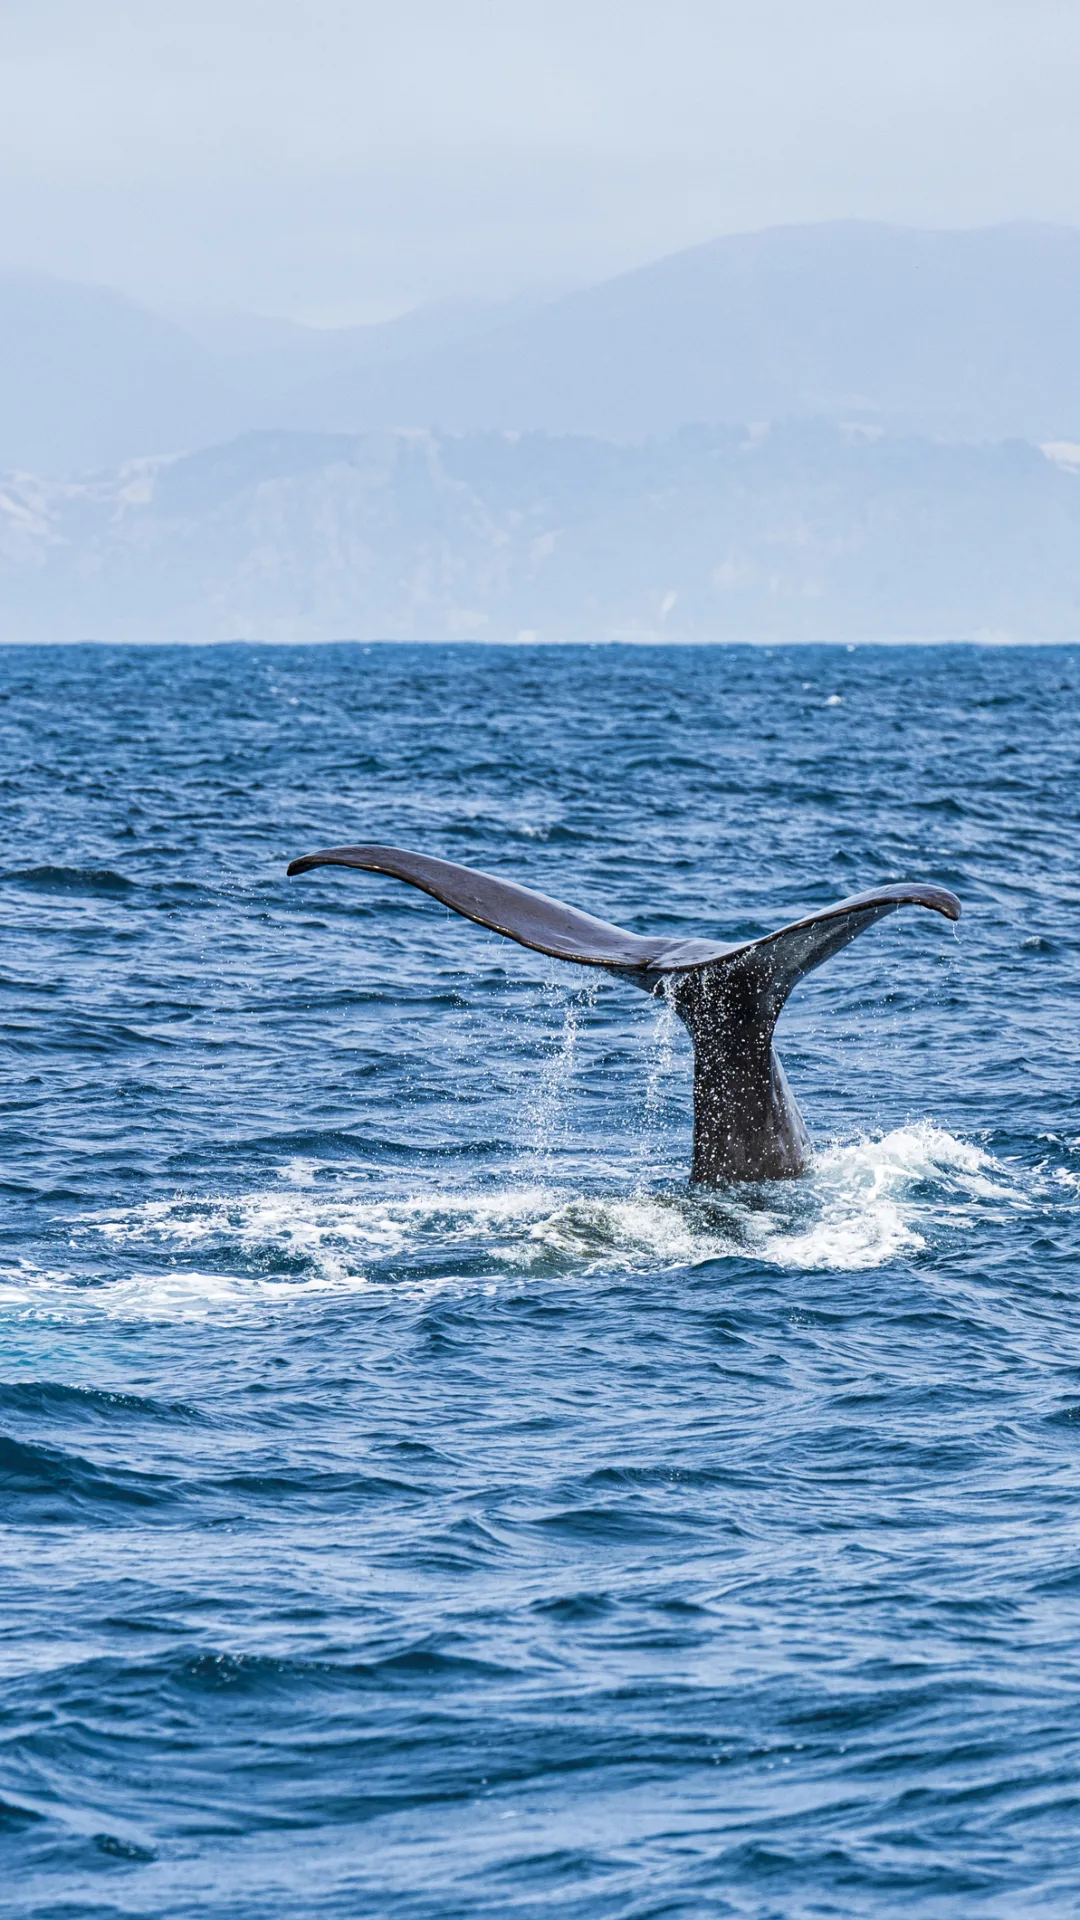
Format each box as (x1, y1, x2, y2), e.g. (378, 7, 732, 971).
(287, 845, 960, 1185)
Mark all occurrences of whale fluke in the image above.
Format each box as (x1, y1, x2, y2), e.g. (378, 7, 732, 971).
(285, 844, 733, 970)
(287, 844, 959, 1185)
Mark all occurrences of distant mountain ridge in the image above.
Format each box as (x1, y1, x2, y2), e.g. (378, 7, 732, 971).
(273, 222, 1080, 447)
(0, 273, 537, 473)
(4, 223, 1080, 474)
(2, 422, 1078, 644)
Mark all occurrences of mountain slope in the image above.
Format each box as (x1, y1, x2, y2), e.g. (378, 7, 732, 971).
(276, 223, 1080, 444)
(2, 424, 1078, 644)
(5, 224, 1080, 474)
(0, 276, 552, 473)
(0, 273, 234, 472)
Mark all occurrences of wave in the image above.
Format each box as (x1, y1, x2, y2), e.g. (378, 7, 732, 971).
(0, 1431, 175, 1520)
(0, 1380, 201, 1424)
(0, 863, 136, 895)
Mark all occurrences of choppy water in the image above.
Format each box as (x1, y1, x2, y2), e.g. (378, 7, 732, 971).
(1, 640, 1079, 1917)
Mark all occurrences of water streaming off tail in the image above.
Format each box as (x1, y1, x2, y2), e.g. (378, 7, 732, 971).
(632, 972, 683, 1186)
(520, 972, 600, 1175)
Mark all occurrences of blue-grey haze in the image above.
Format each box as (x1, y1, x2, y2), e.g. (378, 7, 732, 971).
(3, 1, 1079, 319)
(3, 223, 1080, 645)
(3, 224, 1080, 475)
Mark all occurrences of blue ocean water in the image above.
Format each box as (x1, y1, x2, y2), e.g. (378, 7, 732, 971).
(1, 639, 1079, 1918)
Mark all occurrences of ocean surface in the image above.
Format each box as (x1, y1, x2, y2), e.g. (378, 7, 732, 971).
(1, 639, 1079, 1918)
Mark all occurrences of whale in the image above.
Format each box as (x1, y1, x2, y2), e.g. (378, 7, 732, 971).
(286, 845, 961, 1185)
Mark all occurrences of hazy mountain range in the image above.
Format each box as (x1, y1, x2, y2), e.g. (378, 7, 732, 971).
(3, 423, 1077, 645)
(3, 221, 1080, 643)
(5, 222, 1080, 476)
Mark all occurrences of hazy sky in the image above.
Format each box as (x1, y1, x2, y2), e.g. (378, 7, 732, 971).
(0, 0, 1077, 324)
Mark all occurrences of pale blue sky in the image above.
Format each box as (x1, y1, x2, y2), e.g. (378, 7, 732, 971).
(0, 0, 1077, 323)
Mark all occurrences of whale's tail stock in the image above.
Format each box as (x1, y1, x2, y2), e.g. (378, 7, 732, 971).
(286, 845, 960, 1185)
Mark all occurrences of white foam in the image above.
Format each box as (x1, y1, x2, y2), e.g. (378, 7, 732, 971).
(0, 1263, 359, 1323)
(751, 1121, 1024, 1272)
(1, 1124, 1031, 1322)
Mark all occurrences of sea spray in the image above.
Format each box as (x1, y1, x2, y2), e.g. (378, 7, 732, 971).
(520, 971, 600, 1178)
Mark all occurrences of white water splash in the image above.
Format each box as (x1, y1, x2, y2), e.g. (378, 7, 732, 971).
(0, 1123, 1036, 1323)
(753, 1121, 1023, 1270)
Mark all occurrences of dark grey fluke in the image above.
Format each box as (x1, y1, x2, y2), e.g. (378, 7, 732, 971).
(286, 845, 960, 1185)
